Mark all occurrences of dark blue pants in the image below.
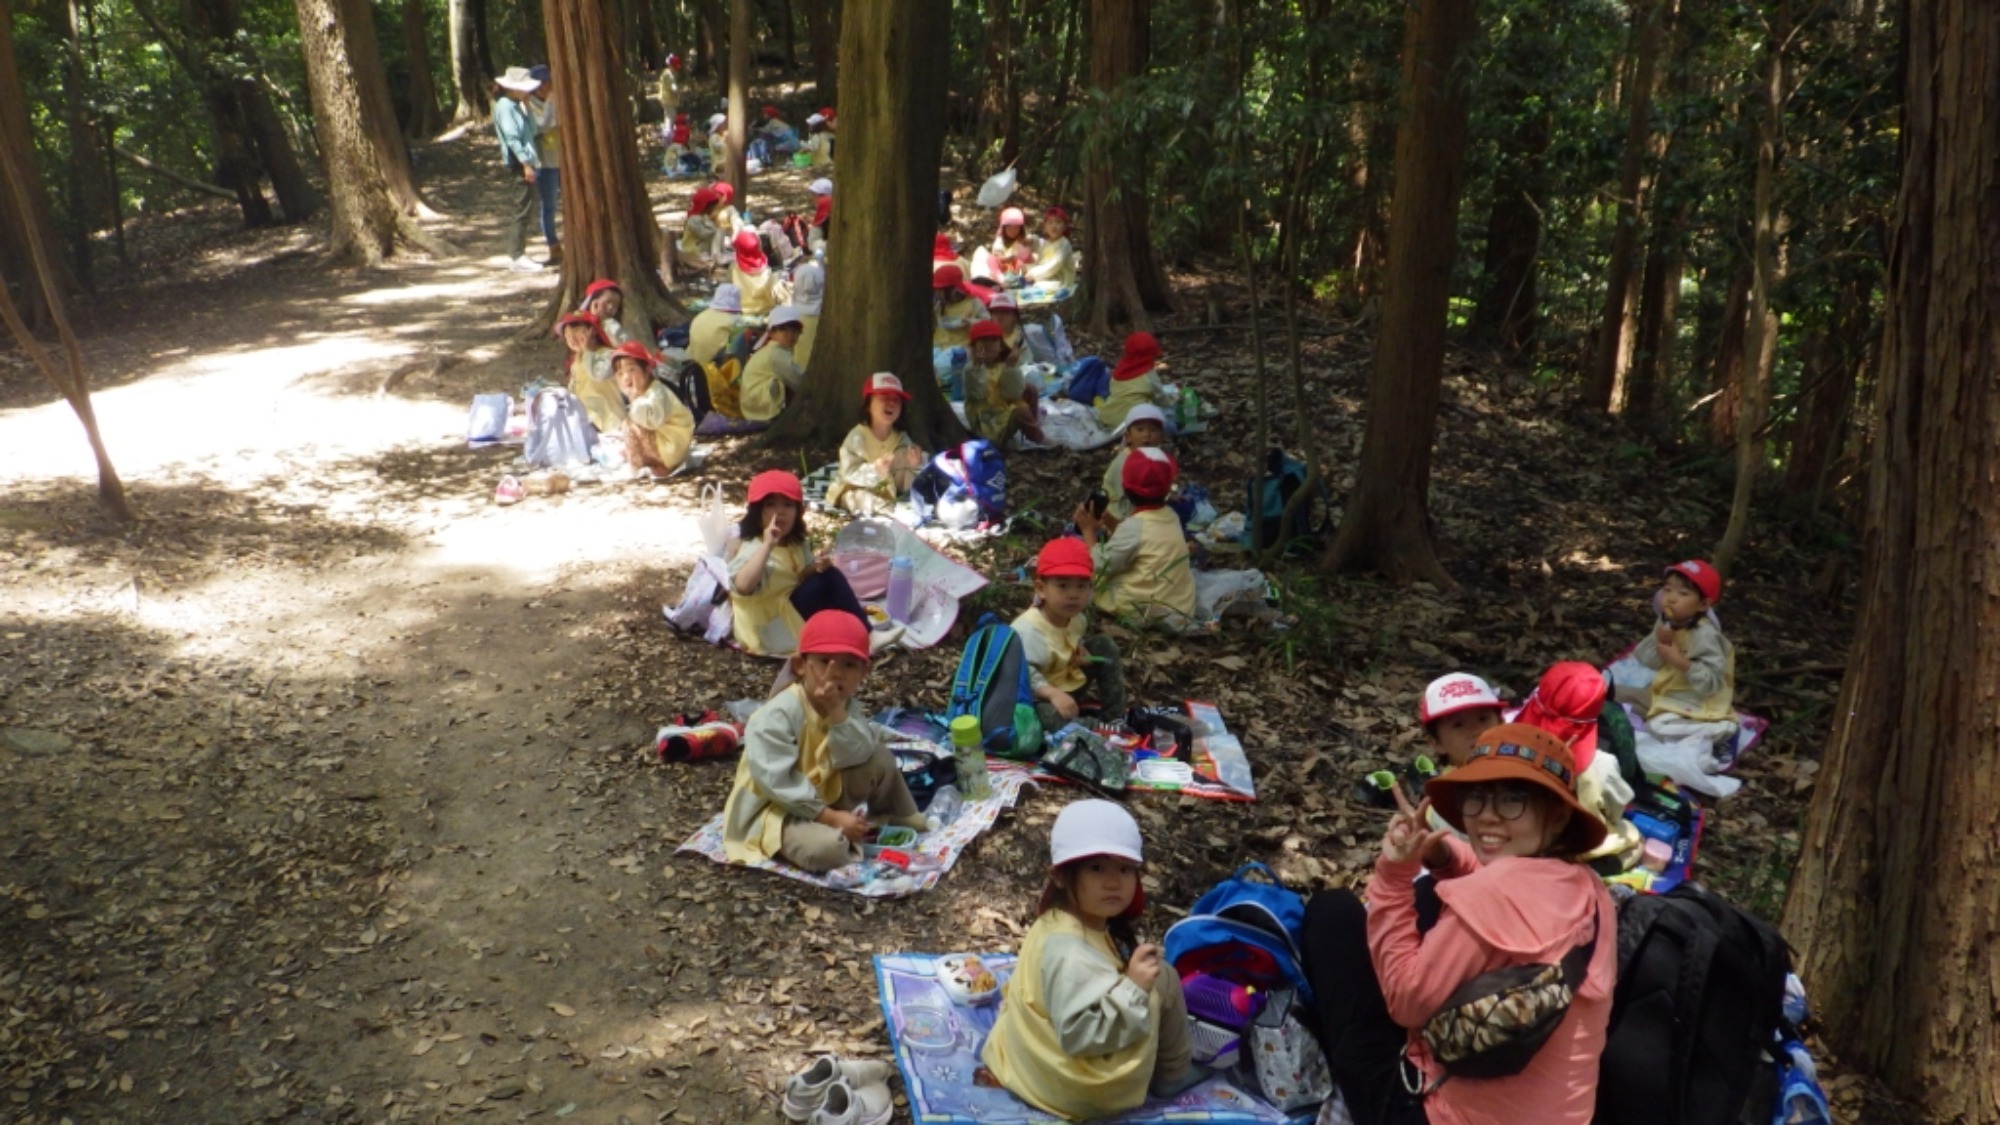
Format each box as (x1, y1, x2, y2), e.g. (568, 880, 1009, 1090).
(789, 567, 868, 631)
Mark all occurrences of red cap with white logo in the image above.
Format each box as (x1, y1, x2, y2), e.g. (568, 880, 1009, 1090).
(1418, 673, 1503, 726)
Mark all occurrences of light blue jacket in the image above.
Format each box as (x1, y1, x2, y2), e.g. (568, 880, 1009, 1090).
(493, 97, 539, 168)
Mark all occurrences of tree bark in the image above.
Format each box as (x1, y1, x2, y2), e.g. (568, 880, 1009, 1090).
(403, 0, 446, 138)
(803, 0, 836, 100)
(1780, 3, 2000, 1117)
(1078, 0, 1173, 335)
(294, 0, 449, 264)
(1782, 273, 1870, 507)
(538, 0, 682, 341)
(1469, 49, 1550, 353)
(448, 0, 491, 123)
(1586, 0, 1672, 412)
(765, 0, 960, 452)
(1323, 0, 1477, 586)
(1712, 6, 1785, 572)
(1707, 257, 1751, 446)
(1335, 66, 1392, 311)
(239, 76, 319, 221)
(0, 0, 64, 332)
(60, 0, 116, 288)
(725, 0, 750, 201)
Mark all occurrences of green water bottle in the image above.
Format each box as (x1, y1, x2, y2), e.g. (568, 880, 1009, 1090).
(948, 715, 992, 800)
(1177, 385, 1200, 430)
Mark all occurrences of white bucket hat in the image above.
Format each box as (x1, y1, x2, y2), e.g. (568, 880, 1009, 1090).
(1050, 799, 1144, 867)
(767, 304, 804, 329)
(1112, 402, 1169, 437)
(708, 284, 743, 314)
(707, 113, 727, 130)
(496, 66, 540, 92)
(808, 178, 834, 196)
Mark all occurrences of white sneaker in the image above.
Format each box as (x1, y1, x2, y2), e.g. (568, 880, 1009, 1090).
(508, 255, 543, 272)
(868, 624, 905, 656)
(809, 1077, 894, 1125)
(782, 1057, 891, 1122)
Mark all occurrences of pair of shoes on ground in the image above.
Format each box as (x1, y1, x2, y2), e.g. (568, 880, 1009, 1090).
(506, 255, 543, 273)
(782, 1055, 893, 1124)
(654, 711, 741, 762)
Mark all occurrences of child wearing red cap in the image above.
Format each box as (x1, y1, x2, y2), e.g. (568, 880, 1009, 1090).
(679, 182, 740, 271)
(609, 342, 694, 478)
(1027, 208, 1076, 289)
(556, 312, 623, 433)
(722, 611, 926, 872)
(964, 320, 1043, 446)
(731, 229, 790, 317)
(1074, 448, 1196, 624)
(728, 470, 872, 655)
(1095, 332, 1173, 430)
(578, 279, 632, 347)
(1014, 539, 1127, 731)
(982, 800, 1198, 1119)
(932, 264, 989, 349)
(1630, 560, 1737, 755)
(827, 374, 927, 516)
(1514, 662, 1642, 869)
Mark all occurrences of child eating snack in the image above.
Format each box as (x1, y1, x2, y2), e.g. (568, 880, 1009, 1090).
(1631, 560, 1737, 759)
(826, 373, 926, 517)
(610, 341, 695, 478)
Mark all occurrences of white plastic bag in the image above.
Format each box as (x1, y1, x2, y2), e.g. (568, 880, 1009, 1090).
(696, 483, 732, 558)
(975, 167, 1017, 208)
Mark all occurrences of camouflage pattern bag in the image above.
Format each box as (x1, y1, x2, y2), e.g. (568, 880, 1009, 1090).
(1417, 926, 1598, 1083)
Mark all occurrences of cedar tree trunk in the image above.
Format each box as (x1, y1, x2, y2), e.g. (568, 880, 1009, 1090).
(448, 0, 491, 123)
(537, 0, 681, 341)
(804, 0, 836, 102)
(0, 0, 63, 331)
(725, 0, 750, 201)
(1323, 0, 1477, 586)
(1707, 256, 1751, 446)
(403, 0, 446, 138)
(1586, 0, 1670, 412)
(294, 0, 449, 264)
(1780, 2, 2000, 1117)
(1078, 0, 1173, 335)
(765, 0, 961, 451)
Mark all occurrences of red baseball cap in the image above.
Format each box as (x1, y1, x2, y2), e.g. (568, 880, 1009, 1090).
(1121, 447, 1177, 502)
(555, 311, 608, 346)
(607, 341, 658, 369)
(862, 372, 912, 400)
(583, 278, 622, 300)
(1512, 661, 1606, 776)
(746, 469, 803, 504)
(968, 320, 1004, 343)
(797, 610, 870, 663)
(1418, 673, 1503, 725)
(933, 264, 965, 289)
(1036, 537, 1094, 579)
(1665, 559, 1722, 602)
(761, 105, 779, 118)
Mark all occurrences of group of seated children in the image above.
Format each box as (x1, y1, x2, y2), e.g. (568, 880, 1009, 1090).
(554, 282, 696, 478)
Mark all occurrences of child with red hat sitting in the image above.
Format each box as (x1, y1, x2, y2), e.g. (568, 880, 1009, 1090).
(728, 470, 877, 656)
(578, 278, 633, 347)
(1095, 332, 1174, 430)
(609, 341, 694, 478)
(731, 228, 789, 317)
(1014, 538, 1128, 732)
(1630, 560, 1737, 760)
(826, 373, 927, 516)
(1073, 448, 1196, 625)
(1515, 662, 1643, 870)
(679, 181, 739, 271)
(964, 320, 1043, 446)
(556, 311, 622, 433)
(721, 611, 927, 873)
(932, 264, 989, 349)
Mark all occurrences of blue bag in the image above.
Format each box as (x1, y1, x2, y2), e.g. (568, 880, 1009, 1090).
(944, 615, 1043, 760)
(1163, 863, 1314, 1005)
(1065, 355, 1111, 405)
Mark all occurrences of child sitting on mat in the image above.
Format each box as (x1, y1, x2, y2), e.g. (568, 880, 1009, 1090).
(982, 799, 1200, 1119)
(721, 611, 927, 873)
(1099, 403, 1170, 524)
(825, 373, 926, 517)
(965, 320, 1043, 446)
(1630, 560, 1738, 762)
(610, 341, 694, 478)
(1096, 332, 1173, 431)
(728, 470, 874, 657)
(557, 311, 622, 434)
(1014, 538, 1127, 731)
(1073, 448, 1196, 625)
(738, 305, 805, 423)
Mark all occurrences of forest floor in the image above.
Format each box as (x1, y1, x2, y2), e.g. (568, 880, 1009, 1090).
(0, 123, 1908, 1123)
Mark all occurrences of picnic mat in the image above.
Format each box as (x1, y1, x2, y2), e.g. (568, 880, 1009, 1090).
(675, 767, 1029, 897)
(997, 701, 1261, 803)
(873, 953, 1319, 1125)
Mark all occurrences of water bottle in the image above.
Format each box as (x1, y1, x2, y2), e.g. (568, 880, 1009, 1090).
(948, 716, 991, 800)
(885, 556, 915, 624)
(1176, 385, 1200, 429)
(926, 784, 963, 828)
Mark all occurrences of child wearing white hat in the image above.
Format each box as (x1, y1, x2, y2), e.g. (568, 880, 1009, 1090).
(739, 305, 806, 422)
(1097, 403, 1169, 523)
(981, 800, 1199, 1120)
(686, 283, 745, 368)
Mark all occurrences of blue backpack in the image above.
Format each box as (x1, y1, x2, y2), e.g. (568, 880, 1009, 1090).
(1065, 356, 1111, 405)
(913, 440, 1007, 527)
(1163, 863, 1314, 1005)
(945, 615, 1043, 760)
(1241, 447, 1329, 554)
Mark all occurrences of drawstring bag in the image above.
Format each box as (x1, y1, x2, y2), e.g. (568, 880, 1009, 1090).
(1250, 988, 1335, 1112)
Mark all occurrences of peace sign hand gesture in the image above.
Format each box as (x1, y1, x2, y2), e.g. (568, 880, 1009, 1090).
(1380, 785, 1453, 869)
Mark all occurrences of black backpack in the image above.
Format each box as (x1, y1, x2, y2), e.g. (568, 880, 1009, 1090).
(1596, 885, 1791, 1125)
(669, 359, 713, 419)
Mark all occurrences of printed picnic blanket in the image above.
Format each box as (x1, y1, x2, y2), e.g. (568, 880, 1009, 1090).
(675, 768, 1029, 898)
(873, 953, 1320, 1125)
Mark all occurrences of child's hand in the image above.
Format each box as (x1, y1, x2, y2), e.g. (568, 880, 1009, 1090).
(1048, 690, 1079, 721)
(1655, 623, 1676, 647)
(1125, 944, 1163, 991)
(762, 520, 787, 546)
(874, 455, 894, 477)
(818, 807, 869, 842)
(1381, 789, 1451, 867)
(1072, 504, 1100, 541)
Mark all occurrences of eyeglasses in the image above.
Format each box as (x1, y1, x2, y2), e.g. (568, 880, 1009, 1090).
(1460, 785, 1535, 821)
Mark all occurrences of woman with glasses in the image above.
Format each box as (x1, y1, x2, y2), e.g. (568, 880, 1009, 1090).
(1300, 724, 1616, 1125)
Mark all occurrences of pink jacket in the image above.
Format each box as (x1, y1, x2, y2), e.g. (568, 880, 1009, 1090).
(1366, 837, 1616, 1125)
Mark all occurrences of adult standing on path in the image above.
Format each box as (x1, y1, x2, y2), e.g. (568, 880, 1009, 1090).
(493, 66, 545, 273)
(529, 64, 562, 266)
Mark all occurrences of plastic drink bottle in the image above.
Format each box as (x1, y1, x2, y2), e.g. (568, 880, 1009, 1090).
(885, 556, 915, 623)
(948, 716, 992, 800)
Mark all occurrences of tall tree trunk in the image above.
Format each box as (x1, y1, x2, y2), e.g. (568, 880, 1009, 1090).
(1782, 275, 1870, 505)
(448, 0, 492, 123)
(403, 0, 446, 138)
(0, 98, 132, 522)
(1336, 71, 1392, 311)
(1470, 80, 1549, 352)
(294, 0, 449, 264)
(803, 0, 836, 100)
(779, 0, 796, 71)
(470, 0, 496, 77)
(1707, 257, 1751, 446)
(1780, 3, 2000, 1117)
(1713, 6, 1785, 572)
(1324, 0, 1477, 586)
(1587, 0, 1672, 412)
(766, 0, 960, 451)
(725, 0, 750, 201)
(239, 77, 319, 220)
(1079, 0, 1173, 335)
(977, 0, 1009, 159)
(634, 0, 663, 70)
(1625, 236, 1681, 430)
(60, 0, 115, 287)
(538, 0, 681, 341)
(693, 0, 720, 78)
(0, 0, 64, 332)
